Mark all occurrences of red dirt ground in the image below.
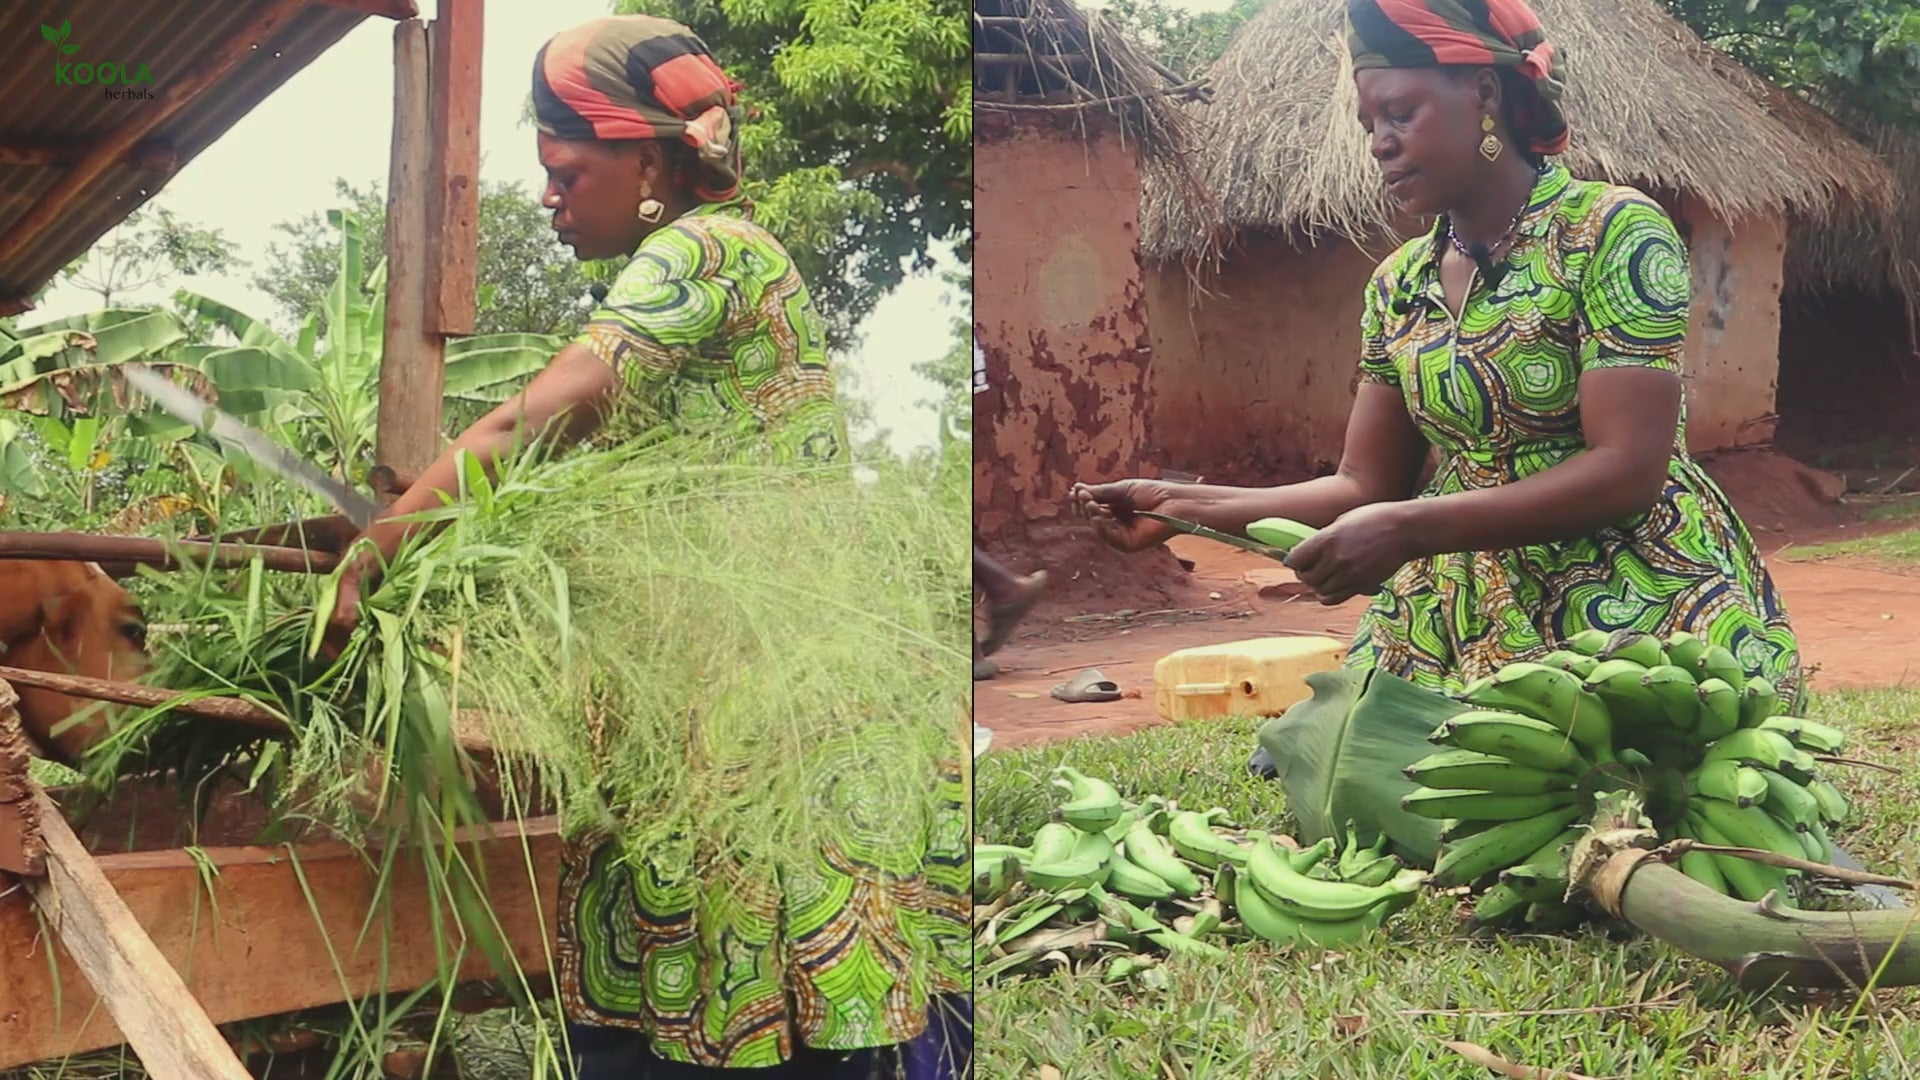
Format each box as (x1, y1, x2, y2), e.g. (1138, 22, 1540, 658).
(976, 451, 1920, 749)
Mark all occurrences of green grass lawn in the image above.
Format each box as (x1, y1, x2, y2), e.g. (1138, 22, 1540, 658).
(975, 688, 1920, 1080)
(1784, 499, 1920, 564)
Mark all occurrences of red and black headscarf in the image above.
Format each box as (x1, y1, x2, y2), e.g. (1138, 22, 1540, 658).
(531, 15, 745, 202)
(1346, 0, 1570, 156)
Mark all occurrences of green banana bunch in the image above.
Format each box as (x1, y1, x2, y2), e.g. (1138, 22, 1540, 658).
(1245, 836, 1428, 922)
(1053, 766, 1124, 831)
(1430, 711, 1591, 774)
(1462, 663, 1615, 761)
(1404, 748, 1577, 795)
(1431, 805, 1581, 888)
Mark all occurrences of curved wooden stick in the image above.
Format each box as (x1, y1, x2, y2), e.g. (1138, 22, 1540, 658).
(0, 533, 338, 574)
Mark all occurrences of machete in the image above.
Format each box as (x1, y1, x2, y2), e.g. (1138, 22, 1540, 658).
(118, 362, 380, 530)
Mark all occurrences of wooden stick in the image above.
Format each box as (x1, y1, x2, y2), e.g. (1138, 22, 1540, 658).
(1660, 838, 1916, 890)
(0, 0, 314, 270)
(314, 0, 421, 16)
(1814, 754, 1903, 776)
(190, 514, 360, 555)
(0, 532, 339, 573)
(0, 666, 496, 754)
(22, 788, 254, 1080)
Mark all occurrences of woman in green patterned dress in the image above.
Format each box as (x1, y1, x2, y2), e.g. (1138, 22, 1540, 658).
(1073, 0, 1801, 711)
(324, 15, 970, 1080)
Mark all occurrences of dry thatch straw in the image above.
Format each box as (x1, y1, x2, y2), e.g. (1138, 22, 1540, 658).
(1783, 110, 1920, 339)
(1141, 0, 1895, 265)
(975, 0, 1218, 259)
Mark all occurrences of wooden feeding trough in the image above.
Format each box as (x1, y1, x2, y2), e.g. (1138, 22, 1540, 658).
(0, 527, 557, 1078)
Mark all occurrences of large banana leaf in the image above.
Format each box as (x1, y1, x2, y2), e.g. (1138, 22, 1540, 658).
(443, 333, 562, 402)
(0, 308, 188, 395)
(1256, 668, 1469, 867)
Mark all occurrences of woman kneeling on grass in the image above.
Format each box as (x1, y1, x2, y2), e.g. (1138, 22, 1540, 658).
(1074, 0, 1801, 716)
(324, 15, 969, 1080)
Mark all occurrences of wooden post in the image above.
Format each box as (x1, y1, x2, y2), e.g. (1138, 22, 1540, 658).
(426, 0, 484, 336)
(376, 19, 443, 481)
(0, 682, 43, 876)
(22, 789, 254, 1080)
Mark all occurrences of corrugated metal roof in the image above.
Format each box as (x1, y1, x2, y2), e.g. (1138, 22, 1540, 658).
(0, 0, 416, 312)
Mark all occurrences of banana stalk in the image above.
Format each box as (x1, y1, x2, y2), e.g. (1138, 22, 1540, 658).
(1575, 791, 1920, 989)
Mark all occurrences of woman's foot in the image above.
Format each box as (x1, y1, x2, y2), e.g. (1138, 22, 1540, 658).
(979, 569, 1047, 657)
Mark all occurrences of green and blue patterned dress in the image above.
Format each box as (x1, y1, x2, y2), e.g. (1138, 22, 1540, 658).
(1347, 163, 1802, 708)
(558, 198, 972, 1067)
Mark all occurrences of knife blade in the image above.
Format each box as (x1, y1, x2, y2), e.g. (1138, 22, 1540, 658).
(118, 362, 380, 529)
(1134, 510, 1290, 562)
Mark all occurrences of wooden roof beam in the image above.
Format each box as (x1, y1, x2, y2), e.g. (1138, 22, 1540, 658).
(313, 0, 420, 17)
(0, 0, 314, 270)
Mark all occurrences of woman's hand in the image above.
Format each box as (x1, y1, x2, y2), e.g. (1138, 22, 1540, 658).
(322, 553, 374, 659)
(1286, 501, 1421, 606)
(1070, 479, 1183, 553)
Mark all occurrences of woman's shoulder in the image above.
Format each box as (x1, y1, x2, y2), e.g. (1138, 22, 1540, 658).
(629, 205, 799, 279)
(1554, 177, 1678, 238)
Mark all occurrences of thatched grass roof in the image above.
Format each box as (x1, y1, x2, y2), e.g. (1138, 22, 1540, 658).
(1785, 113, 1920, 330)
(1142, 0, 1895, 262)
(974, 0, 1214, 226)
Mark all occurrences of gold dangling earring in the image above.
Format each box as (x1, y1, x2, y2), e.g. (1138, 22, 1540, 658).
(1479, 115, 1504, 163)
(636, 182, 665, 225)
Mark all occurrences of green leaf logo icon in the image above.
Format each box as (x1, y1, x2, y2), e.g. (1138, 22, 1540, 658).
(40, 23, 58, 43)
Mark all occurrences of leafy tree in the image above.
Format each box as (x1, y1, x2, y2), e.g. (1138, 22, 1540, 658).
(612, 0, 972, 340)
(1660, 0, 1920, 126)
(254, 178, 605, 340)
(59, 205, 243, 309)
(1100, 0, 1269, 78)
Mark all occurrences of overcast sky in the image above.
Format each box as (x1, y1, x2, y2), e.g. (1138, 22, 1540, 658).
(22, 0, 962, 458)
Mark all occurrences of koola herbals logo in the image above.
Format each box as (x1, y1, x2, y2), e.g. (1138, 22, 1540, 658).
(41, 19, 156, 99)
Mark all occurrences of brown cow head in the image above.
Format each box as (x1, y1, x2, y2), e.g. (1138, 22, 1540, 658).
(0, 561, 149, 763)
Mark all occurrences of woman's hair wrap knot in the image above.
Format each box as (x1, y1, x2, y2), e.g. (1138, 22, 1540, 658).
(531, 15, 746, 202)
(1346, 0, 1571, 156)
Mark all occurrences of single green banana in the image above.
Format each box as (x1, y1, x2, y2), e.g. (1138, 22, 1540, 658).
(1186, 897, 1225, 938)
(1640, 664, 1702, 731)
(1808, 777, 1851, 825)
(1245, 516, 1320, 553)
(1691, 759, 1767, 808)
(1105, 852, 1177, 901)
(1701, 727, 1797, 771)
(1404, 748, 1577, 795)
(1071, 829, 1116, 878)
(1440, 817, 1499, 843)
(1794, 823, 1827, 862)
(1101, 806, 1144, 845)
(1691, 796, 1809, 871)
(1400, 786, 1580, 822)
(1686, 812, 1789, 903)
(1431, 805, 1582, 888)
(1341, 854, 1403, 887)
(1053, 766, 1124, 831)
(1496, 826, 1582, 894)
(1024, 855, 1109, 892)
(1664, 631, 1706, 674)
(1470, 881, 1533, 926)
(973, 843, 1032, 865)
(1671, 819, 1730, 896)
(1618, 747, 1654, 769)
(1539, 649, 1600, 679)
(1598, 628, 1665, 668)
(1693, 678, 1742, 742)
(1463, 663, 1615, 760)
(1123, 819, 1202, 897)
(1431, 711, 1590, 774)
(1582, 658, 1664, 729)
(1288, 836, 1337, 873)
(1807, 819, 1839, 864)
(1758, 769, 1822, 832)
(1757, 715, 1847, 754)
(1695, 644, 1746, 692)
(1167, 811, 1248, 869)
(1031, 822, 1081, 865)
(1246, 837, 1427, 921)
(1564, 628, 1613, 656)
(1739, 676, 1780, 730)
(1781, 749, 1820, 785)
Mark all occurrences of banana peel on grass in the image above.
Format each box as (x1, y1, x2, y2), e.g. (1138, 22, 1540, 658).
(1574, 790, 1920, 990)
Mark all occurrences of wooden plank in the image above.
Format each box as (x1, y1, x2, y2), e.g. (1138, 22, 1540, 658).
(0, 816, 561, 1070)
(377, 19, 445, 478)
(424, 0, 484, 337)
(0, 683, 42, 876)
(0, 0, 312, 269)
(21, 789, 253, 1080)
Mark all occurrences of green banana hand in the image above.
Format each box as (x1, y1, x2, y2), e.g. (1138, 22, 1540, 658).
(1431, 711, 1591, 774)
(1463, 663, 1615, 760)
(1404, 748, 1578, 794)
(1400, 785, 1581, 823)
(1431, 805, 1581, 888)
(1246, 837, 1427, 921)
(1168, 810, 1248, 869)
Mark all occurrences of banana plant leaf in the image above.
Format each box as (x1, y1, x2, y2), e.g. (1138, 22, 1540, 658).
(1255, 668, 1469, 867)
